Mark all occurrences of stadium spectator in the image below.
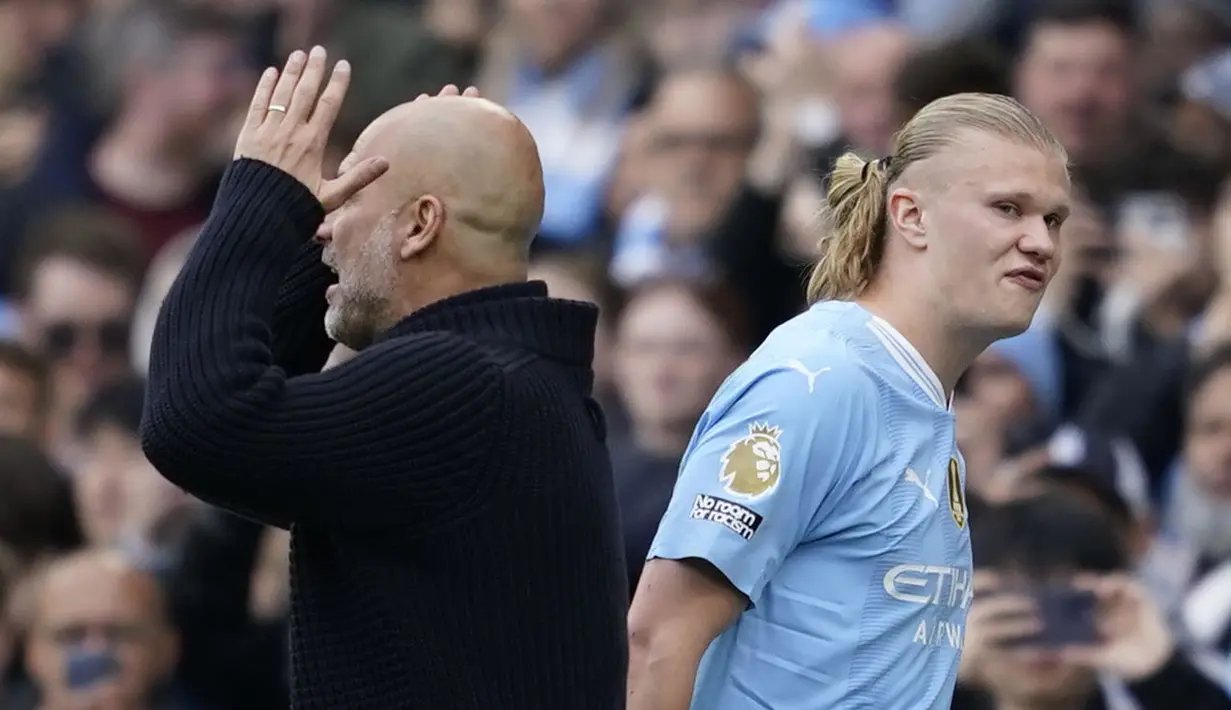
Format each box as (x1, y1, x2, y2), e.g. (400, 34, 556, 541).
(23, 550, 184, 710)
(610, 66, 759, 286)
(0, 343, 49, 445)
(9, 206, 144, 462)
(609, 277, 749, 594)
(72, 376, 189, 568)
(6, 0, 1231, 706)
(954, 490, 1231, 710)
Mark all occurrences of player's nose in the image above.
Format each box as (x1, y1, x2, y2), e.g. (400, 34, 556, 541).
(1018, 218, 1057, 262)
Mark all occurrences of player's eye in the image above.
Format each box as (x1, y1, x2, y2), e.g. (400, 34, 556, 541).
(1044, 213, 1065, 229)
(994, 202, 1021, 218)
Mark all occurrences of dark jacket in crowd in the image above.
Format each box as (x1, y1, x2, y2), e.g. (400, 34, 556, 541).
(951, 649, 1231, 710)
(140, 160, 629, 709)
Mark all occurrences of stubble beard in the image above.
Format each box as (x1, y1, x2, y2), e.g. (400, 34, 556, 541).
(325, 291, 381, 352)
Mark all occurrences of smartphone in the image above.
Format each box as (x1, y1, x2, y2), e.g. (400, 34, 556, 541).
(1001, 584, 1099, 649)
(65, 648, 122, 690)
(1117, 192, 1191, 251)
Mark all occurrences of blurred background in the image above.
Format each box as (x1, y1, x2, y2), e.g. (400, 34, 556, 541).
(2, 0, 1231, 708)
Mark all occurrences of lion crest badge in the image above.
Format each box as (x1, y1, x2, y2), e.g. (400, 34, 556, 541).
(719, 422, 783, 500)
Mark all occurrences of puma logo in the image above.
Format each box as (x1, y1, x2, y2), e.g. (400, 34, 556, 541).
(904, 467, 940, 509)
(785, 359, 831, 393)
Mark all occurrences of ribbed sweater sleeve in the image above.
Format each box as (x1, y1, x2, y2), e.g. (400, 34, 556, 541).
(140, 159, 502, 529)
(269, 239, 335, 379)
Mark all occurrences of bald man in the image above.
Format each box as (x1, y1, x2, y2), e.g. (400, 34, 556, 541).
(140, 47, 627, 709)
(25, 551, 180, 710)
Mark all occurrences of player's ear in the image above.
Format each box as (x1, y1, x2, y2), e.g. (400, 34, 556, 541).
(887, 187, 927, 249)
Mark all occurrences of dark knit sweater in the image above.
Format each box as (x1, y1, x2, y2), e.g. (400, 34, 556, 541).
(140, 159, 629, 709)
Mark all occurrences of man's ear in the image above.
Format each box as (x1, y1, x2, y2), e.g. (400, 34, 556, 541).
(399, 196, 444, 260)
(887, 187, 927, 249)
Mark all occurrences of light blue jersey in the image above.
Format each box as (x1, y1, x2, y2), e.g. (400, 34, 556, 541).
(648, 301, 972, 710)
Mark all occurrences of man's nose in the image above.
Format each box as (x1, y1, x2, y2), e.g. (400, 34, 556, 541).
(1020, 219, 1057, 262)
(314, 219, 333, 245)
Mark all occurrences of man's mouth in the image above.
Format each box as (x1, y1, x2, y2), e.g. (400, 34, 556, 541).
(1006, 266, 1046, 293)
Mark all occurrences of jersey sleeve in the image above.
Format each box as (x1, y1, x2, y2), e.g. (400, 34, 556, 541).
(647, 358, 878, 605)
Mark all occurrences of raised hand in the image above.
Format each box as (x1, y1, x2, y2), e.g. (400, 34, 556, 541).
(1059, 574, 1174, 681)
(958, 571, 1041, 684)
(234, 46, 389, 212)
(414, 84, 483, 101)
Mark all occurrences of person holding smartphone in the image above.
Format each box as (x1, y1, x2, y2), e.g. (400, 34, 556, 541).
(953, 490, 1231, 710)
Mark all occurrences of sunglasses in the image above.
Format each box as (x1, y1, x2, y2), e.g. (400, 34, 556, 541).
(40, 320, 131, 360)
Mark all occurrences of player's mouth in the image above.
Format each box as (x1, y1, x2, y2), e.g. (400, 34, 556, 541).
(1005, 266, 1046, 293)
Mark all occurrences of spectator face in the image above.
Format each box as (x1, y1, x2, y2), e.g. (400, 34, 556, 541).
(0, 0, 79, 87)
(976, 589, 1096, 705)
(1144, 3, 1228, 86)
(27, 554, 178, 710)
(829, 24, 912, 156)
(614, 284, 737, 440)
(964, 352, 1036, 431)
(645, 0, 758, 70)
(1015, 19, 1134, 162)
(19, 258, 134, 410)
(74, 423, 186, 548)
(506, 0, 605, 72)
(150, 32, 250, 146)
(0, 360, 42, 441)
(1173, 100, 1231, 163)
(954, 397, 1012, 500)
(644, 72, 758, 244)
(1184, 365, 1231, 500)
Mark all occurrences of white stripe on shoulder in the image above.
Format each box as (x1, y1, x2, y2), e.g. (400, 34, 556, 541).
(866, 316, 948, 410)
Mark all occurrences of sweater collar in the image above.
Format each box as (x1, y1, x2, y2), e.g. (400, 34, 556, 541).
(378, 281, 598, 368)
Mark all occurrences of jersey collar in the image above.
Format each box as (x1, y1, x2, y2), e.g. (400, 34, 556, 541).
(865, 315, 953, 411)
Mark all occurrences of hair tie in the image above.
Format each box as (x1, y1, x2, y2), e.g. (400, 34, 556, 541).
(861, 160, 873, 182)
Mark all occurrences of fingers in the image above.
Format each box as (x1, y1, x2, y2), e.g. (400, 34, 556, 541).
(1071, 573, 1133, 602)
(971, 594, 1038, 626)
(972, 570, 1001, 595)
(970, 595, 1040, 647)
(416, 85, 481, 102)
(319, 157, 390, 212)
(309, 59, 351, 145)
(285, 45, 329, 126)
(267, 50, 308, 121)
(245, 66, 279, 129)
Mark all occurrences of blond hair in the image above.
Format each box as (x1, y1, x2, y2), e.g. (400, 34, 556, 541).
(806, 93, 1066, 303)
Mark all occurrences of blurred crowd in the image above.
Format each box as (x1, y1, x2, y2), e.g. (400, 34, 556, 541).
(2, 0, 1231, 708)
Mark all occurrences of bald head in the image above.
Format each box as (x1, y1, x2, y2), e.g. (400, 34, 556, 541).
(33, 550, 168, 626)
(357, 96, 545, 249)
(321, 95, 548, 349)
(26, 550, 179, 705)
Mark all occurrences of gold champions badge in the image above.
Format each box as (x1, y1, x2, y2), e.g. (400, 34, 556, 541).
(947, 456, 967, 529)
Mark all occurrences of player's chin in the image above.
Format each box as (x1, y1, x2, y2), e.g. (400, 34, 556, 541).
(990, 296, 1041, 337)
